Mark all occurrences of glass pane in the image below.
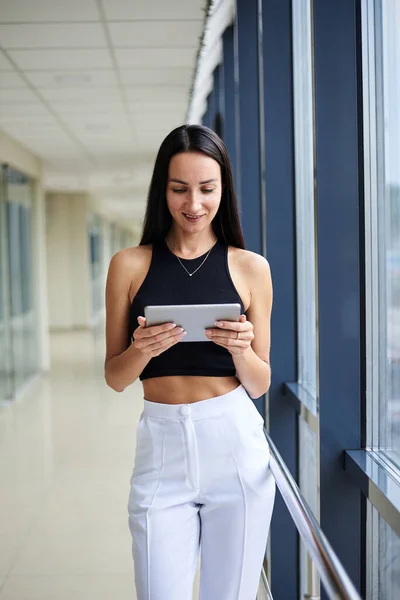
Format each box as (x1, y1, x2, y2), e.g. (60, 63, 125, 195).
(292, 0, 317, 403)
(0, 167, 14, 401)
(364, 0, 400, 463)
(298, 416, 320, 600)
(6, 167, 38, 392)
(367, 501, 400, 600)
(380, 0, 400, 464)
(88, 213, 105, 321)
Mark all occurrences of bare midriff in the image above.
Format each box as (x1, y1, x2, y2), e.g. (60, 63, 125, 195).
(142, 375, 240, 405)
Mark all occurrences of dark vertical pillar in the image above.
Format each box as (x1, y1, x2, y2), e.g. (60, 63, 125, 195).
(313, 1, 364, 596)
(215, 63, 224, 139)
(235, 0, 262, 254)
(222, 25, 238, 189)
(212, 64, 222, 133)
(261, 1, 298, 598)
(206, 89, 215, 130)
(202, 100, 210, 128)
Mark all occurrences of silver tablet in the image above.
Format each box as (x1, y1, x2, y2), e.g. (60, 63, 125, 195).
(144, 303, 242, 342)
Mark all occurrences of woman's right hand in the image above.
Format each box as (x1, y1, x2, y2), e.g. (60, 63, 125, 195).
(133, 316, 187, 358)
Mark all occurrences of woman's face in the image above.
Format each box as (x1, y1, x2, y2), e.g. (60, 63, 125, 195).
(166, 151, 222, 234)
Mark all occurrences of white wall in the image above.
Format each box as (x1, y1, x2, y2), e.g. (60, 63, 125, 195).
(46, 192, 92, 330)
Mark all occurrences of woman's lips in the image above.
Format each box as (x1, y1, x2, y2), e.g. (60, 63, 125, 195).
(183, 213, 204, 221)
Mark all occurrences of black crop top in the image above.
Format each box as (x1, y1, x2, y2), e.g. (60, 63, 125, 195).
(129, 238, 245, 381)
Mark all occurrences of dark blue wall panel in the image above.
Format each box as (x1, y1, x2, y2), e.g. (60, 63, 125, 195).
(235, 0, 262, 254)
(222, 25, 238, 189)
(261, 1, 298, 598)
(313, 0, 364, 596)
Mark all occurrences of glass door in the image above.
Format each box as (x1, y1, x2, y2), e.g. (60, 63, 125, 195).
(0, 166, 14, 401)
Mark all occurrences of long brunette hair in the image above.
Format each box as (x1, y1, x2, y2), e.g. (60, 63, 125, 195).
(139, 124, 245, 249)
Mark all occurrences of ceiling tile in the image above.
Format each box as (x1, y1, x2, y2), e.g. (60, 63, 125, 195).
(102, 0, 204, 21)
(127, 97, 187, 108)
(108, 21, 201, 48)
(125, 86, 189, 101)
(0, 88, 39, 103)
(1, 121, 60, 132)
(0, 24, 107, 48)
(8, 49, 113, 70)
(61, 115, 130, 128)
(25, 70, 119, 87)
(120, 67, 192, 86)
(0, 71, 27, 87)
(0, 0, 100, 22)
(0, 51, 13, 69)
(49, 101, 127, 115)
(73, 129, 133, 141)
(0, 115, 58, 126)
(133, 112, 185, 126)
(115, 47, 197, 68)
(0, 103, 50, 117)
(40, 87, 123, 102)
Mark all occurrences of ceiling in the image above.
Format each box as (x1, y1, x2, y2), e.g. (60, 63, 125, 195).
(0, 0, 206, 222)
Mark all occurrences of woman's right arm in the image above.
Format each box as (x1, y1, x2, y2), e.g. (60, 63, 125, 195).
(104, 250, 150, 392)
(104, 249, 186, 392)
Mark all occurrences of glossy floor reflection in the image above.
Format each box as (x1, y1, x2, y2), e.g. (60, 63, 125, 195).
(0, 330, 145, 599)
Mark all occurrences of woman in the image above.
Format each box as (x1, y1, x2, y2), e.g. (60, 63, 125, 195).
(104, 124, 275, 600)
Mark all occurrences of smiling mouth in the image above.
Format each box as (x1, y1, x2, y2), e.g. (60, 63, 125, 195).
(183, 213, 204, 220)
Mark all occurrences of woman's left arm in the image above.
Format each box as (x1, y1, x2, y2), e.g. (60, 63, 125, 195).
(205, 253, 273, 399)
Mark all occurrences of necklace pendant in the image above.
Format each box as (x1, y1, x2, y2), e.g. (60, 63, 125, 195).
(175, 244, 214, 277)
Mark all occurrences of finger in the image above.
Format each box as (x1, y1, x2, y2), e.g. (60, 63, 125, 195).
(207, 330, 251, 341)
(211, 333, 251, 344)
(211, 324, 252, 335)
(137, 316, 146, 327)
(143, 329, 186, 355)
(138, 320, 177, 338)
(136, 326, 184, 346)
(214, 317, 250, 331)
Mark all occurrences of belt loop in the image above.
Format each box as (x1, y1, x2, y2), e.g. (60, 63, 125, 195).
(180, 409, 199, 490)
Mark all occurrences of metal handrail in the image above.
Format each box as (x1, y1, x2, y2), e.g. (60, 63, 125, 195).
(264, 430, 362, 600)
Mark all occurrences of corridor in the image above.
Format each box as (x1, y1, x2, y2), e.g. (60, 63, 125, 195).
(0, 329, 142, 599)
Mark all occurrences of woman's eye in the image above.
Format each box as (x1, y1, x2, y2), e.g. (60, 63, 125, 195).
(172, 188, 214, 194)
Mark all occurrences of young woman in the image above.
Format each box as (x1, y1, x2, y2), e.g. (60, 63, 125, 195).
(104, 124, 275, 600)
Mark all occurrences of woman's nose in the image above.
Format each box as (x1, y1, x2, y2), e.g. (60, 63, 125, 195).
(185, 191, 203, 208)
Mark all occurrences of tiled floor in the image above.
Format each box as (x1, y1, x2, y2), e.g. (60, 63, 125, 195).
(0, 329, 270, 599)
(0, 330, 142, 599)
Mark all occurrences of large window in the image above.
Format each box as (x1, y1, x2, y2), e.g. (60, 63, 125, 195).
(0, 165, 38, 401)
(363, 0, 400, 469)
(292, 1, 320, 598)
(363, 0, 400, 596)
(292, 0, 317, 403)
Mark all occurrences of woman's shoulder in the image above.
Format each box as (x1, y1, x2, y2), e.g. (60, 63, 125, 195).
(228, 245, 270, 275)
(111, 244, 158, 303)
(108, 244, 153, 283)
(111, 243, 153, 267)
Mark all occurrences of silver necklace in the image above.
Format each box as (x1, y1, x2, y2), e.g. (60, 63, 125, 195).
(167, 241, 216, 277)
(176, 247, 213, 277)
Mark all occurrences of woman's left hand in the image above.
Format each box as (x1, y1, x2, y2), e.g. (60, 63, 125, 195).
(204, 314, 254, 355)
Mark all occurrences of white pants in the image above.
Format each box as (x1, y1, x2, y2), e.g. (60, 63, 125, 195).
(127, 383, 275, 600)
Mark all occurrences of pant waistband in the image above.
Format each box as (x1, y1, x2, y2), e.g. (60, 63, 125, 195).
(142, 383, 249, 420)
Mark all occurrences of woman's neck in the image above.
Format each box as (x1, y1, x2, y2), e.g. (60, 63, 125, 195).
(165, 229, 218, 259)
